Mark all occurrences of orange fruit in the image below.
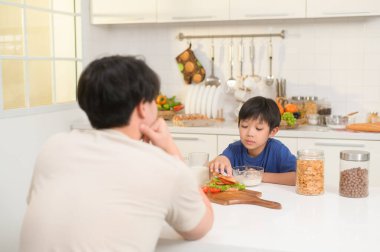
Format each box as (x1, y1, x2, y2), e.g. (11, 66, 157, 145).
(285, 103, 298, 113)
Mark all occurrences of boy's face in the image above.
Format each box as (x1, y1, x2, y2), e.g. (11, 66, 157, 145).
(239, 118, 278, 157)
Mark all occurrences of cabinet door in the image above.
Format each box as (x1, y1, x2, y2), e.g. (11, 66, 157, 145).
(298, 138, 380, 188)
(230, 0, 306, 20)
(157, 0, 229, 22)
(172, 133, 217, 160)
(307, 0, 380, 18)
(217, 135, 241, 155)
(91, 0, 156, 24)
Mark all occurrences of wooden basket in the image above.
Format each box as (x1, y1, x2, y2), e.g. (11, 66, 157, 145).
(157, 110, 175, 120)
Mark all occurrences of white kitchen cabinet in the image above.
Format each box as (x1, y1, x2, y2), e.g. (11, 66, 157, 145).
(172, 133, 217, 160)
(230, 0, 306, 20)
(298, 138, 380, 187)
(90, 0, 156, 24)
(307, 0, 380, 18)
(157, 0, 229, 22)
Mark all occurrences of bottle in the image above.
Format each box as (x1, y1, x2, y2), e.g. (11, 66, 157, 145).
(339, 150, 369, 198)
(296, 149, 324, 195)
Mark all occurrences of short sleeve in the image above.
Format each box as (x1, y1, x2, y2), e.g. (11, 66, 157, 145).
(277, 144, 296, 172)
(165, 163, 206, 232)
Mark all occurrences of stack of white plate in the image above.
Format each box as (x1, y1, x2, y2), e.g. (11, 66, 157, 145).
(185, 84, 223, 119)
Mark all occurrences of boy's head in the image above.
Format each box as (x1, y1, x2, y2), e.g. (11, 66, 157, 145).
(77, 55, 160, 129)
(238, 96, 281, 131)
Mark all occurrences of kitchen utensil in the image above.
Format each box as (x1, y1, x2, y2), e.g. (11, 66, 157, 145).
(207, 190, 282, 209)
(244, 39, 261, 90)
(237, 39, 245, 88)
(326, 115, 349, 130)
(345, 111, 358, 117)
(226, 41, 237, 92)
(205, 43, 221, 86)
(265, 38, 274, 86)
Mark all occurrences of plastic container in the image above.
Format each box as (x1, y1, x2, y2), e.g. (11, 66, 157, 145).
(339, 150, 369, 198)
(296, 149, 324, 196)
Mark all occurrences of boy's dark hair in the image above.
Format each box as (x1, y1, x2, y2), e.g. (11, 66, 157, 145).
(77, 55, 160, 129)
(238, 96, 281, 131)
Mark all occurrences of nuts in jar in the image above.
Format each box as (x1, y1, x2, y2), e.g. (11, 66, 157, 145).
(296, 149, 324, 196)
(339, 150, 369, 198)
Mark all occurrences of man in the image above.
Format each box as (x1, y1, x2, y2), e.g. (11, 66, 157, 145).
(20, 55, 213, 252)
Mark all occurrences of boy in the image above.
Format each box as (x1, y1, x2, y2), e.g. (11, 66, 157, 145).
(209, 96, 296, 186)
(20, 56, 213, 252)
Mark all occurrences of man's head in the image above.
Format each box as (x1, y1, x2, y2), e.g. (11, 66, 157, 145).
(238, 96, 281, 131)
(77, 55, 160, 129)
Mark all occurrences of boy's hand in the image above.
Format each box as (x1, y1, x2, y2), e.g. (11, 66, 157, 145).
(140, 118, 182, 159)
(208, 156, 233, 176)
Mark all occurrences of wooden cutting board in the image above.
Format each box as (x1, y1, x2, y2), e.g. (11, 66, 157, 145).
(207, 190, 282, 210)
(346, 123, 380, 133)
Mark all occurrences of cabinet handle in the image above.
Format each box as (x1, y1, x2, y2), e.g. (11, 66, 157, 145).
(245, 13, 290, 18)
(322, 11, 371, 16)
(173, 137, 199, 141)
(171, 15, 215, 20)
(314, 142, 365, 148)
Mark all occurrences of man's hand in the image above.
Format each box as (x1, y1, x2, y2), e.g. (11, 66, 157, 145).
(139, 118, 182, 159)
(208, 155, 232, 176)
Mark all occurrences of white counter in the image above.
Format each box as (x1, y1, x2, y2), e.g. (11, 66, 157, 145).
(168, 121, 380, 141)
(70, 119, 380, 141)
(156, 184, 380, 252)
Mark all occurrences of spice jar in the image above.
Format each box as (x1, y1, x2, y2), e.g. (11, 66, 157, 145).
(339, 150, 369, 198)
(317, 99, 332, 125)
(296, 149, 324, 196)
(304, 96, 318, 117)
(290, 96, 305, 118)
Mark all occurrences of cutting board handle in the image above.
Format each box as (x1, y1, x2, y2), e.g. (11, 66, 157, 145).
(228, 198, 282, 210)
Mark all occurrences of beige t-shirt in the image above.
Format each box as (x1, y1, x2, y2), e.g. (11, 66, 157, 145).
(20, 129, 206, 252)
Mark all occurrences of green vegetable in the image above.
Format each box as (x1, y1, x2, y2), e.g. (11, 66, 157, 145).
(208, 177, 246, 191)
(282, 112, 296, 126)
(163, 104, 170, 110)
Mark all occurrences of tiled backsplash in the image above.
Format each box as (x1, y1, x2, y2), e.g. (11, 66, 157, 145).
(87, 17, 380, 122)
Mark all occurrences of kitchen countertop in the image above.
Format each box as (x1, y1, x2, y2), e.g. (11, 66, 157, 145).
(70, 119, 380, 141)
(168, 121, 380, 141)
(156, 184, 380, 252)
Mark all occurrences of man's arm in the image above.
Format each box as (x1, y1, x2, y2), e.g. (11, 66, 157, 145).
(177, 189, 214, 240)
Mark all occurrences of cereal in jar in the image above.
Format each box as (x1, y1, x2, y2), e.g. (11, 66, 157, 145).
(296, 149, 324, 196)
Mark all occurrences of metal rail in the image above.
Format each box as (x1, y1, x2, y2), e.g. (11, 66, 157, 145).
(176, 30, 285, 41)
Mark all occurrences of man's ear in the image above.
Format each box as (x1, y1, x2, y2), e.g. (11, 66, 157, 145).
(269, 127, 279, 137)
(136, 101, 147, 119)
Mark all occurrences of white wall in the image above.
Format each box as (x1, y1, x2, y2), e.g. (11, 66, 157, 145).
(87, 17, 380, 122)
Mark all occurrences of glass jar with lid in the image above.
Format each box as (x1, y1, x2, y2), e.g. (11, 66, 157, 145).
(339, 150, 369, 198)
(317, 99, 332, 125)
(304, 96, 318, 117)
(296, 149, 324, 196)
(290, 96, 305, 118)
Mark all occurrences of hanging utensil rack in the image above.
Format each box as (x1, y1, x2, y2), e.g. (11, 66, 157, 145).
(176, 30, 285, 41)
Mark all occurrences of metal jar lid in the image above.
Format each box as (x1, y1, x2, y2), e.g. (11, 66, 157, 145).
(340, 150, 370, 161)
(305, 96, 318, 101)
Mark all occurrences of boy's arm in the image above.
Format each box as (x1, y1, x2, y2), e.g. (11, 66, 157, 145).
(262, 171, 296, 186)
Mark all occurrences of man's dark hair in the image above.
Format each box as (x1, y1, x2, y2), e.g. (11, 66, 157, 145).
(238, 96, 281, 131)
(77, 55, 160, 129)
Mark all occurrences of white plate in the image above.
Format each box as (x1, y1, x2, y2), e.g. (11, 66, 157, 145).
(190, 85, 201, 114)
(212, 86, 223, 119)
(206, 86, 217, 118)
(195, 85, 206, 114)
(185, 85, 195, 114)
(200, 86, 211, 115)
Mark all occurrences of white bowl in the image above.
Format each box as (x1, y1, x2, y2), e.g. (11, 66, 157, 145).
(232, 165, 264, 186)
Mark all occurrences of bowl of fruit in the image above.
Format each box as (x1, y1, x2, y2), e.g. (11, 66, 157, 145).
(156, 94, 184, 120)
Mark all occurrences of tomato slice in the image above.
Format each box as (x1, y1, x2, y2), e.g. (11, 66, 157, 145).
(209, 187, 221, 193)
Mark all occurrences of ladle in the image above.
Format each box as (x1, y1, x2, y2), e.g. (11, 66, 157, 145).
(265, 38, 274, 86)
(226, 41, 237, 92)
(244, 39, 261, 90)
(205, 42, 221, 86)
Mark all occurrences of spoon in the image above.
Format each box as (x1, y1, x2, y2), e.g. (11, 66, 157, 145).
(265, 38, 274, 86)
(205, 42, 221, 86)
(244, 39, 261, 90)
